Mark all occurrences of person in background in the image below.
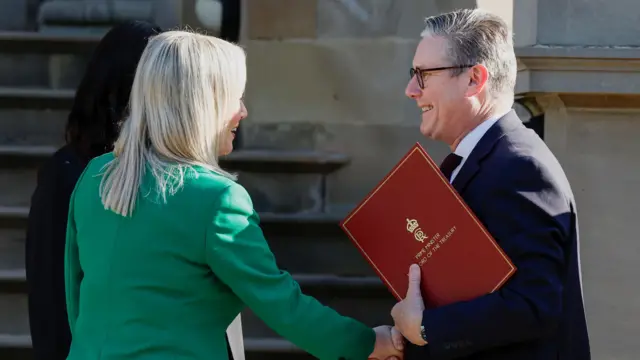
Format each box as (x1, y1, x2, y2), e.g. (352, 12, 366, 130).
(63, 30, 403, 360)
(390, 8, 590, 360)
(25, 20, 162, 360)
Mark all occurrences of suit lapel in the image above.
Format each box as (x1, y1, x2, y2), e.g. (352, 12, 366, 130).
(452, 110, 523, 194)
(451, 157, 480, 195)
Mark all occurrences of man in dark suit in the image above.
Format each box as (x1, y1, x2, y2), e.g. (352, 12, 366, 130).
(389, 8, 590, 360)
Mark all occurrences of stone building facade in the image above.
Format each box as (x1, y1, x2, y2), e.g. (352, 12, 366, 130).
(241, 1, 640, 358)
(0, 0, 638, 358)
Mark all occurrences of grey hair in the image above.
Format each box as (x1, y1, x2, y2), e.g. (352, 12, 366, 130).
(420, 9, 517, 96)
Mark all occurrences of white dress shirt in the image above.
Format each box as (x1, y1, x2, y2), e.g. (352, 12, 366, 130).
(449, 112, 508, 183)
(227, 314, 245, 360)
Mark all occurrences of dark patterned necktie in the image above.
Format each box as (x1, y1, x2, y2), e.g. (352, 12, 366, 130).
(439, 153, 463, 181)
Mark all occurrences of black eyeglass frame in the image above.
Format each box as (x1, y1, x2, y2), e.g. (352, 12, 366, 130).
(409, 65, 475, 89)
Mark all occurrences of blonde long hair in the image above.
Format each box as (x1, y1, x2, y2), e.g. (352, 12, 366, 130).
(99, 30, 246, 217)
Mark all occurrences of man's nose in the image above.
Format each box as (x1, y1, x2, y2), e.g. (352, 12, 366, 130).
(405, 78, 421, 99)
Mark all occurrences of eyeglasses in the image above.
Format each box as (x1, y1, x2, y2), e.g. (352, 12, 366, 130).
(410, 65, 475, 89)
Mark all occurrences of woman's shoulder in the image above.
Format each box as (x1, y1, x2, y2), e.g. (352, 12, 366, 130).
(86, 152, 116, 171)
(184, 166, 243, 197)
(78, 155, 247, 203)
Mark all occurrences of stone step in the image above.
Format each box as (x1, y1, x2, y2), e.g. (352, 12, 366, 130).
(0, 143, 351, 213)
(0, 336, 313, 351)
(0, 275, 388, 332)
(223, 150, 350, 174)
(0, 274, 390, 358)
(0, 103, 349, 210)
(0, 164, 344, 213)
(0, 229, 23, 268)
(0, 334, 31, 360)
(0, 229, 23, 280)
(241, 274, 393, 338)
(0, 169, 35, 208)
(0, 274, 388, 334)
(0, 211, 375, 276)
(0, 108, 66, 147)
(0, 295, 28, 336)
(0, 334, 28, 347)
(0, 267, 386, 292)
(0, 31, 100, 54)
(0, 30, 98, 88)
(0, 144, 349, 174)
(0, 204, 346, 227)
(0, 336, 316, 360)
(0, 229, 27, 294)
(0, 54, 50, 88)
(0, 88, 74, 110)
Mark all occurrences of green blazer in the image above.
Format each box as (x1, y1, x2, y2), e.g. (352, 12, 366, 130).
(65, 153, 375, 359)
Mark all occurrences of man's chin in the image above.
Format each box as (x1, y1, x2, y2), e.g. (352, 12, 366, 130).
(419, 124, 435, 139)
(419, 115, 436, 137)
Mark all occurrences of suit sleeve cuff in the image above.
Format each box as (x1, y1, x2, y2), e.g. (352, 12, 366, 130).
(421, 309, 474, 359)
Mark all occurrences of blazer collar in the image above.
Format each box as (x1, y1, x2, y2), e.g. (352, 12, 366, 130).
(451, 109, 523, 194)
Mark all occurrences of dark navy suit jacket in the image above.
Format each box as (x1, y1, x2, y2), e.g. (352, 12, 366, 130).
(405, 110, 590, 360)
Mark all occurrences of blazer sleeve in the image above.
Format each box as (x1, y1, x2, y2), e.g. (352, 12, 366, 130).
(64, 168, 86, 336)
(411, 157, 569, 359)
(205, 182, 376, 360)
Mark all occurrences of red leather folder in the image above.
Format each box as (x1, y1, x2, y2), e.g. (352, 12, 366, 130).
(340, 142, 516, 308)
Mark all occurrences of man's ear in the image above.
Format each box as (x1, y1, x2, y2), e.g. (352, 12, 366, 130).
(465, 64, 489, 97)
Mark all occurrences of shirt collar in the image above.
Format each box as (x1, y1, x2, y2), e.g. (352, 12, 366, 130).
(454, 111, 509, 159)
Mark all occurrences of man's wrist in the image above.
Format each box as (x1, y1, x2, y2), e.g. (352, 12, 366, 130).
(419, 325, 429, 345)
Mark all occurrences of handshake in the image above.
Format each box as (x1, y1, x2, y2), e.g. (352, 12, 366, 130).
(369, 325, 405, 360)
(368, 264, 427, 360)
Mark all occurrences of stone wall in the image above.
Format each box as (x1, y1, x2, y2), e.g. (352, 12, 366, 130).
(0, 0, 636, 357)
(543, 103, 640, 359)
(517, 0, 640, 356)
(240, 0, 450, 213)
(241, 0, 640, 358)
(0, 0, 49, 87)
(537, 0, 640, 46)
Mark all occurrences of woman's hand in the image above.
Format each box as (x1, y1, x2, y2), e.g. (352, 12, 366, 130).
(369, 325, 405, 360)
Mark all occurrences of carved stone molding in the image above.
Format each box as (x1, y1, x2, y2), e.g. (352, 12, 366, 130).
(517, 46, 640, 71)
(515, 45, 640, 101)
(531, 93, 640, 110)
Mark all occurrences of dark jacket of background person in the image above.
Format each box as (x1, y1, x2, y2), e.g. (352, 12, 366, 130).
(24, 20, 162, 360)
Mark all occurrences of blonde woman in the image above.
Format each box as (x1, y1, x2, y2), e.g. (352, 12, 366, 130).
(64, 31, 402, 360)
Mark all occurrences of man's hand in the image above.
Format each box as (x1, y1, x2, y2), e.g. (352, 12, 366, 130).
(391, 264, 427, 346)
(369, 325, 404, 360)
